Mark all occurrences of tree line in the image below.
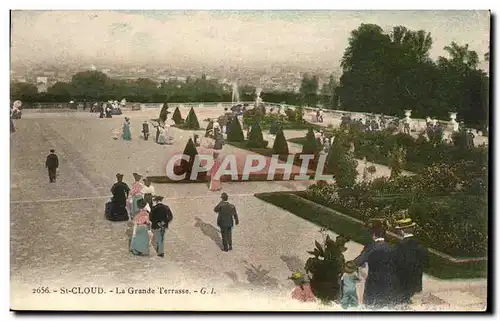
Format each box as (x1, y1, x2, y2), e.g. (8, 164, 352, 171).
(11, 23, 489, 128)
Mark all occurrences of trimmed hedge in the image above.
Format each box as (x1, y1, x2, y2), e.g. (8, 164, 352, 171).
(255, 191, 487, 279)
(172, 106, 184, 124)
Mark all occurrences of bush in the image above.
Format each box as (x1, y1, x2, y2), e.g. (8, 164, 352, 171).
(176, 138, 199, 179)
(302, 128, 320, 154)
(305, 231, 350, 303)
(205, 119, 214, 137)
(184, 107, 200, 129)
(272, 127, 289, 155)
(172, 106, 184, 125)
(247, 122, 268, 148)
(227, 116, 245, 142)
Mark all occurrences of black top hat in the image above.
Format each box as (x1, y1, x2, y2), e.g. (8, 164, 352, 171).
(116, 173, 124, 179)
(50, 149, 55, 153)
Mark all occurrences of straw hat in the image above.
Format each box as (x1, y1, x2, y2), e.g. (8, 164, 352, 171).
(132, 173, 142, 181)
(394, 218, 416, 229)
(288, 272, 305, 281)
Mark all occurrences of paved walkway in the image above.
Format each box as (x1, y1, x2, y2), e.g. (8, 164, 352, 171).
(10, 110, 487, 311)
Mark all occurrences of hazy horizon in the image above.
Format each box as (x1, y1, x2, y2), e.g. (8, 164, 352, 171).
(11, 10, 490, 70)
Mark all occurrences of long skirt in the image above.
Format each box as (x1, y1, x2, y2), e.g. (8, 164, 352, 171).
(129, 195, 144, 219)
(123, 126, 132, 141)
(209, 177, 221, 191)
(10, 119, 15, 133)
(157, 134, 166, 144)
(130, 225, 150, 256)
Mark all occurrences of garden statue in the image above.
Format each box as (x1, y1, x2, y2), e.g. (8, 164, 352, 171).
(403, 110, 412, 134)
(388, 146, 406, 179)
(449, 112, 459, 132)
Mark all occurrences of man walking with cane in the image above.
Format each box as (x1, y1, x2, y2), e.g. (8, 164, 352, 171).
(214, 193, 239, 252)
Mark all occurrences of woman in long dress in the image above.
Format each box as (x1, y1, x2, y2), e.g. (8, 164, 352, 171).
(129, 173, 144, 219)
(130, 199, 151, 256)
(122, 117, 132, 141)
(157, 125, 166, 144)
(209, 152, 222, 191)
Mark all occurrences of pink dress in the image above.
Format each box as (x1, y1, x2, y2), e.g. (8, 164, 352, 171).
(291, 284, 316, 302)
(209, 157, 222, 191)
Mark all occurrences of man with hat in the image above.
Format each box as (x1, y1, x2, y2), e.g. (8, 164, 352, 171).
(393, 217, 429, 306)
(214, 193, 239, 252)
(45, 149, 59, 183)
(353, 218, 399, 309)
(149, 196, 173, 257)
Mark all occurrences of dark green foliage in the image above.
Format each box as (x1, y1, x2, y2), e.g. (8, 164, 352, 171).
(302, 128, 320, 154)
(205, 119, 214, 137)
(272, 128, 289, 155)
(255, 192, 487, 279)
(269, 118, 280, 135)
(172, 106, 184, 124)
(227, 116, 245, 142)
(337, 24, 489, 129)
(305, 233, 349, 303)
(247, 122, 268, 148)
(184, 107, 200, 129)
(159, 102, 169, 123)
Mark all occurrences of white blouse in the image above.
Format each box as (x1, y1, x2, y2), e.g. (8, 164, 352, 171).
(142, 185, 155, 195)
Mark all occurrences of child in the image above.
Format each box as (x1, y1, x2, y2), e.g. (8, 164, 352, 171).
(289, 272, 316, 303)
(341, 261, 360, 309)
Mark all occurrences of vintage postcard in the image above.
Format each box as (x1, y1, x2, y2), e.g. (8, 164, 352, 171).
(9, 10, 489, 311)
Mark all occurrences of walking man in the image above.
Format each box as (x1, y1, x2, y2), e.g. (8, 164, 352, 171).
(45, 149, 59, 183)
(149, 196, 173, 257)
(393, 218, 429, 306)
(214, 193, 239, 252)
(142, 121, 150, 141)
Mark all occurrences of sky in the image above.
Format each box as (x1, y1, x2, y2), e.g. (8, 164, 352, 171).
(10, 10, 491, 70)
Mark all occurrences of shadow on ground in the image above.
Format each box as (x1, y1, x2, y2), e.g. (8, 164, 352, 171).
(280, 255, 305, 273)
(194, 217, 223, 249)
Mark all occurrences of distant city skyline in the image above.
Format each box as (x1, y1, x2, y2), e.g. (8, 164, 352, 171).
(11, 10, 490, 70)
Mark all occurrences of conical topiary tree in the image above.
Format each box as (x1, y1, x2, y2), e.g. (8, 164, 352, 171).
(184, 107, 200, 129)
(302, 128, 320, 154)
(172, 106, 184, 124)
(227, 116, 245, 142)
(247, 122, 268, 148)
(159, 102, 170, 123)
(205, 119, 214, 137)
(179, 138, 199, 179)
(272, 127, 289, 155)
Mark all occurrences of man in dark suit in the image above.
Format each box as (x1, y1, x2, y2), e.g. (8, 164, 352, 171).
(393, 218, 429, 306)
(354, 218, 399, 309)
(214, 193, 239, 252)
(150, 196, 173, 257)
(45, 149, 59, 183)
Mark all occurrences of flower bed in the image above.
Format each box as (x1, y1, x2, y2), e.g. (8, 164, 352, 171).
(305, 179, 488, 258)
(255, 191, 487, 279)
(289, 130, 488, 174)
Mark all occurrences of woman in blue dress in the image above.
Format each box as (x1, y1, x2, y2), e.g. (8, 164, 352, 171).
(130, 199, 151, 256)
(122, 117, 132, 141)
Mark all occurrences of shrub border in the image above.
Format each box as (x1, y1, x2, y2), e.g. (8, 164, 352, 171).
(254, 191, 487, 279)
